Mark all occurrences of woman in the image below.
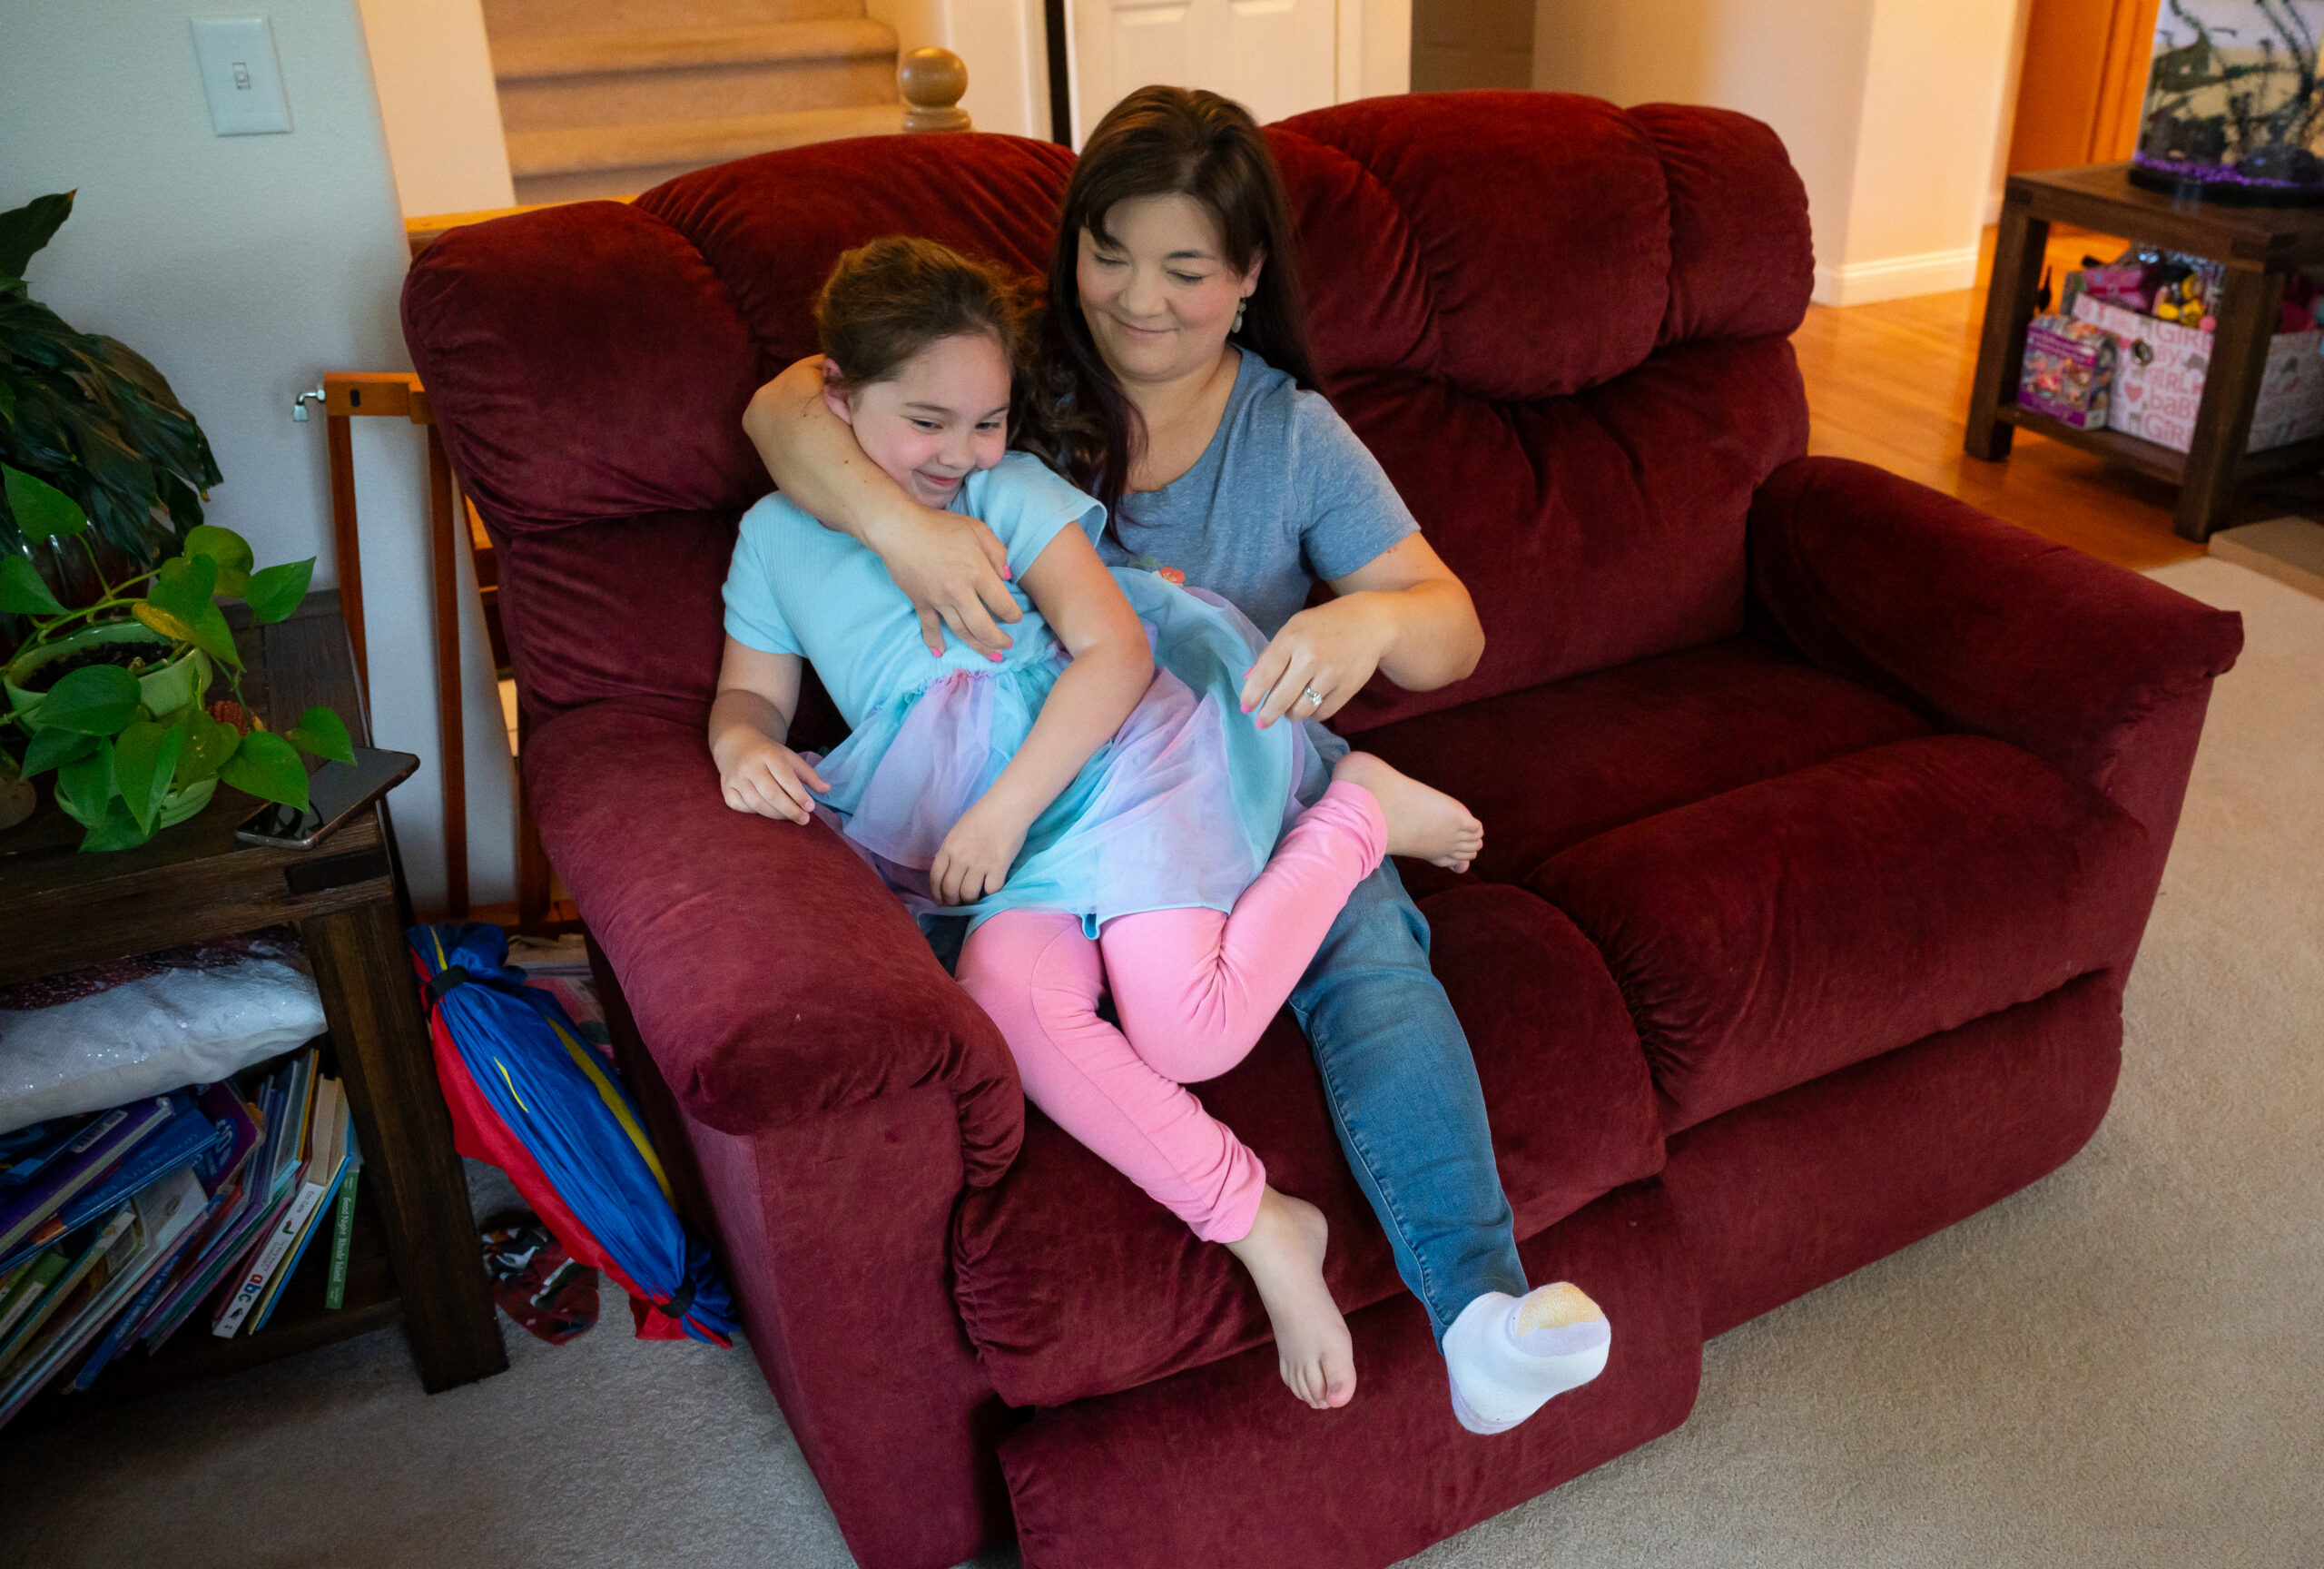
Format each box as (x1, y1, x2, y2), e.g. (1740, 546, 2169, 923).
(742, 87, 1610, 1433)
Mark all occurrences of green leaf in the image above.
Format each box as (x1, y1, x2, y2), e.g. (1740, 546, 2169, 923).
(171, 704, 238, 787)
(78, 795, 153, 853)
(136, 551, 240, 668)
(182, 525, 251, 595)
(54, 736, 114, 822)
(0, 192, 73, 281)
(218, 727, 307, 811)
(131, 599, 195, 643)
(20, 725, 97, 777)
(0, 553, 62, 614)
(2, 464, 88, 541)
(112, 717, 183, 833)
(34, 663, 142, 735)
(241, 558, 313, 625)
(0, 377, 16, 425)
(285, 705, 356, 765)
(144, 549, 218, 622)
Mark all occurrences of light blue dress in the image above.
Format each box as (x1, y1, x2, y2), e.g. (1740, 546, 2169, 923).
(723, 453, 1317, 935)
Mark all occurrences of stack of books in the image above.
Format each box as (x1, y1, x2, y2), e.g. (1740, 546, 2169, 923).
(0, 1046, 365, 1429)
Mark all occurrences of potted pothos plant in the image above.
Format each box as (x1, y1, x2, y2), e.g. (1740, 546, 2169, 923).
(2, 185, 248, 840)
(1, 471, 355, 851)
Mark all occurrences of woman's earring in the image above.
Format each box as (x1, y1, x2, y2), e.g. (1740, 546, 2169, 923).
(1233, 297, 1247, 333)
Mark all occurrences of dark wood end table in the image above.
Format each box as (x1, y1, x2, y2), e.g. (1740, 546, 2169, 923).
(1965, 162, 2324, 542)
(0, 590, 507, 1405)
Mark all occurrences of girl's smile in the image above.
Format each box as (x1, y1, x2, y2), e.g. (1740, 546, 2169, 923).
(825, 331, 1012, 508)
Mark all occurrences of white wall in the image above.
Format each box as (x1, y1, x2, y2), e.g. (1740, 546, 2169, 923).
(355, 0, 516, 216)
(1531, 0, 2022, 306)
(3, 0, 515, 915)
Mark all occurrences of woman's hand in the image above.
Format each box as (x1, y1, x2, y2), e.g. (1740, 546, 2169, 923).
(1241, 532, 1486, 726)
(867, 505, 1025, 661)
(714, 731, 829, 824)
(930, 797, 1031, 905)
(1240, 595, 1393, 729)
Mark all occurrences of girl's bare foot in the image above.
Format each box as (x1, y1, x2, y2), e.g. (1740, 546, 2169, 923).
(1333, 752, 1485, 873)
(1226, 1186, 1355, 1410)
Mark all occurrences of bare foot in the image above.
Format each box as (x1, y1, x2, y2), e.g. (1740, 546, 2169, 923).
(1333, 752, 1485, 873)
(1226, 1186, 1355, 1410)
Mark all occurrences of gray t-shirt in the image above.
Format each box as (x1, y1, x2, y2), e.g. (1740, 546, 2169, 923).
(1096, 349, 1417, 637)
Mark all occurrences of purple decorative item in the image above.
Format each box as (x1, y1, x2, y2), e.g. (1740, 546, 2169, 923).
(2018, 315, 2117, 429)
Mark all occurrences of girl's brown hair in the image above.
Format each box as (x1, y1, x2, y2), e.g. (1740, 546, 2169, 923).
(813, 235, 1072, 463)
(1045, 85, 1321, 520)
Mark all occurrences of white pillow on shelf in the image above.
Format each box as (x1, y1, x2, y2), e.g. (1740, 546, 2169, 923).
(0, 932, 327, 1135)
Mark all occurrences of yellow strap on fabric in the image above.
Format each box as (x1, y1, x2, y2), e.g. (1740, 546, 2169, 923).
(550, 1016, 675, 1206)
(495, 1058, 530, 1115)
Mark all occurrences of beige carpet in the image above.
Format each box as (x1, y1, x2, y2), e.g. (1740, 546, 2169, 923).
(3, 557, 2317, 1569)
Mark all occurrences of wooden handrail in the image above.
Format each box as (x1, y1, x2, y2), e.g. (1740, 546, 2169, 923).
(403, 45, 971, 257)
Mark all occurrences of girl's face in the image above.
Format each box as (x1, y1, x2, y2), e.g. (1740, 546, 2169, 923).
(825, 331, 1012, 508)
(1076, 193, 1262, 387)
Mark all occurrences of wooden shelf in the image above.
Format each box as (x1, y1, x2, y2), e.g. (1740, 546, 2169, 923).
(1998, 401, 2324, 485)
(9, 1177, 408, 1434)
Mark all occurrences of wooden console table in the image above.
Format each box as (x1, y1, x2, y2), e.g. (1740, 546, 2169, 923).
(0, 590, 507, 1407)
(1965, 163, 2324, 542)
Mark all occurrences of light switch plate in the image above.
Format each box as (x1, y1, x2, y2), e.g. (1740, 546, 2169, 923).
(191, 16, 291, 136)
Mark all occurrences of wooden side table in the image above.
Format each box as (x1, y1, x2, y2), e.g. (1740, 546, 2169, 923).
(1965, 162, 2324, 542)
(0, 591, 507, 1405)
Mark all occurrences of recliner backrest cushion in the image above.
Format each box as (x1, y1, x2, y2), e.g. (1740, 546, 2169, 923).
(404, 97, 1813, 735)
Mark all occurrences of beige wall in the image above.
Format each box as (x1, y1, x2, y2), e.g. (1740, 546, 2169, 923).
(356, 0, 516, 217)
(1532, 0, 2025, 306)
(3, 0, 515, 913)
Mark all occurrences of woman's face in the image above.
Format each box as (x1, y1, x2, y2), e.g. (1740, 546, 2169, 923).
(825, 331, 1012, 508)
(1076, 193, 1262, 387)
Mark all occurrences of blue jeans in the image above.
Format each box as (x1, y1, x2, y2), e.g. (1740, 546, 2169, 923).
(1287, 857, 1528, 1343)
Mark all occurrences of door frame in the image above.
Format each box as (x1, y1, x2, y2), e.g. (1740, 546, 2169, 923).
(1044, 0, 1370, 146)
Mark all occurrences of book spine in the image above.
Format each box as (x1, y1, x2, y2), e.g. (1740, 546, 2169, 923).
(212, 1183, 327, 1338)
(323, 1166, 360, 1311)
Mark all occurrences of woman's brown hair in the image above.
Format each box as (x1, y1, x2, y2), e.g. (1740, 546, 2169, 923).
(813, 235, 1073, 463)
(1046, 85, 1322, 521)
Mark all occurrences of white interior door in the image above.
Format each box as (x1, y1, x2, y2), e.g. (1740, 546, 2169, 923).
(1069, 0, 1344, 143)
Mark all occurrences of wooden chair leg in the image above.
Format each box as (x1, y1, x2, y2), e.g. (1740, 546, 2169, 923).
(427, 430, 468, 919)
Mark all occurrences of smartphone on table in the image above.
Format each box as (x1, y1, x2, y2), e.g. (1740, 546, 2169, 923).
(235, 745, 419, 850)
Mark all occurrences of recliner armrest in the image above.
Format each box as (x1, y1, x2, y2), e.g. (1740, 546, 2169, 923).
(1747, 457, 2243, 814)
(524, 701, 1022, 1186)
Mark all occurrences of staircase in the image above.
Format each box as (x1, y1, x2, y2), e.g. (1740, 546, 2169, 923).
(485, 0, 908, 205)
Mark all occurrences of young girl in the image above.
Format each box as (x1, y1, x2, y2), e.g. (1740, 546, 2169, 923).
(710, 236, 1487, 1411)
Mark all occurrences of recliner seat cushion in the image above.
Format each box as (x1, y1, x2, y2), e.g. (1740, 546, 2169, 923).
(951, 885, 1659, 1407)
(1358, 635, 1934, 889)
(1531, 735, 2153, 1131)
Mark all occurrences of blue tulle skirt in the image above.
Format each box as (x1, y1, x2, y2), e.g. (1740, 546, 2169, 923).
(810, 570, 1324, 936)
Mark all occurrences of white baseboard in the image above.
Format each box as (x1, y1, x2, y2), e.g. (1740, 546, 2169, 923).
(1812, 245, 1982, 308)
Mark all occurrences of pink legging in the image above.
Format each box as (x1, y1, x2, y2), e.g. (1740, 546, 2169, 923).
(955, 780, 1386, 1245)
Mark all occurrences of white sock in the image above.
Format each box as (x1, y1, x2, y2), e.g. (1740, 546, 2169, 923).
(1443, 1281, 1611, 1435)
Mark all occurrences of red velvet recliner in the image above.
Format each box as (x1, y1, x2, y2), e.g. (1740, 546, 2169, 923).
(402, 94, 2243, 1569)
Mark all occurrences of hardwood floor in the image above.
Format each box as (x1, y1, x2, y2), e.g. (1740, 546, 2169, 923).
(1791, 226, 2207, 572)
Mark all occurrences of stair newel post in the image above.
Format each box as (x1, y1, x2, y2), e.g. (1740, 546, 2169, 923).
(900, 47, 970, 133)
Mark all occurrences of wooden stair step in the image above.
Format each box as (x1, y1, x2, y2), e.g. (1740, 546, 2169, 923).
(492, 18, 896, 82)
(507, 102, 905, 179)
